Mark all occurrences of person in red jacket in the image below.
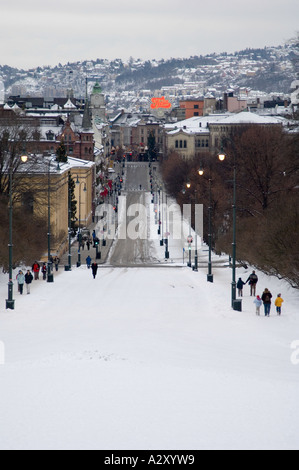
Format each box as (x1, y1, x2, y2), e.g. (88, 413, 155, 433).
(32, 261, 40, 280)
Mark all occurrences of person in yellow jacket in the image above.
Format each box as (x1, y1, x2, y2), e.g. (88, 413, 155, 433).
(275, 294, 284, 316)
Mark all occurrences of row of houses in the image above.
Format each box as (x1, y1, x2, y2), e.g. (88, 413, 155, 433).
(1, 83, 298, 259)
(1, 83, 110, 258)
(111, 109, 297, 162)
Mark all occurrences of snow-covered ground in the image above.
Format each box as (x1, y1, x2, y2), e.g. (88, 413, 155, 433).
(0, 192, 298, 450)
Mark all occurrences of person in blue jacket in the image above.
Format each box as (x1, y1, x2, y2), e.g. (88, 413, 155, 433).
(86, 255, 92, 269)
(237, 277, 246, 297)
(16, 270, 25, 295)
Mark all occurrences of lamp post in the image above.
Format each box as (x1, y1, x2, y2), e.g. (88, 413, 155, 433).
(158, 187, 161, 236)
(6, 153, 28, 310)
(165, 194, 170, 259)
(198, 168, 214, 283)
(6, 166, 15, 310)
(76, 175, 87, 267)
(218, 145, 240, 311)
(207, 177, 214, 283)
(186, 183, 192, 267)
(47, 157, 61, 282)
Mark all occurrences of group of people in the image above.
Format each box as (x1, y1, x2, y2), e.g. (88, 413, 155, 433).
(254, 291, 284, 317)
(16, 269, 34, 295)
(237, 271, 285, 316)
(16, 258, 60, 295)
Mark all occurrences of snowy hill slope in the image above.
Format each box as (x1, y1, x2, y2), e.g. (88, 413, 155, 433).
(0, 178, 298, 450)
(0, 260, 298, 449)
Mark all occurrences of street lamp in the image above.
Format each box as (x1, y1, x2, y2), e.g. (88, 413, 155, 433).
(198, 168, 214, 283)
(185, 182, 198, 271)
(218, 143, 241, 311)
(47, 157, 61, 283)
(6, 153, 28, 310)
(164, 194, 170, 259)
(76, 175, 87, 267)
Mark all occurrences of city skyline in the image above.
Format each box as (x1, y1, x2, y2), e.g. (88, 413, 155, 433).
(1, 0, 298, 69)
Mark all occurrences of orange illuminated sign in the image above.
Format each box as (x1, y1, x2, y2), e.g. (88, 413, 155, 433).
(151, 97, 172, 110)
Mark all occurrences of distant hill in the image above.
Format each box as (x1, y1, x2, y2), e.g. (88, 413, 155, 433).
(1, 37, 298, 98)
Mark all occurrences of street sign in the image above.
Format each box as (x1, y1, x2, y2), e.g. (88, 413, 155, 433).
(187, 236, 193, 244)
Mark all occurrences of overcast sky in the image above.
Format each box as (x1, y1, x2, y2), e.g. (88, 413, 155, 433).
(1, 0, 298, 69)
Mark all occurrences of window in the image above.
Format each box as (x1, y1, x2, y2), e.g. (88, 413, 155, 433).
(46, 131, 54, 141)
(184, 140, 187, 148)
(175, 140, 178, 148)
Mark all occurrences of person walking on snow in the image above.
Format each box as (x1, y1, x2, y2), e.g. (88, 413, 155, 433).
(91, 262, 98, 279)
(246, 271, 259, 296)
(86, 255, 92, 269)
(262, 288, 273, 317)
(25, 270, 33, 294)
(275, 294, 284, 316)
(41, 263, 47, 280)
(237, 278, 246, 297)
(254, 295, 263, 316)
(16, 270, 25, 295)
(32, 261, 40, 280)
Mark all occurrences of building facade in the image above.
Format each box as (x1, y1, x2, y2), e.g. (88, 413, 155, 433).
(17, 156, 95, 257)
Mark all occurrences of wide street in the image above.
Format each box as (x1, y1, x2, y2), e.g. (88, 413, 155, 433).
(109, 163, 160, 266)
(0, 162, 299, 450)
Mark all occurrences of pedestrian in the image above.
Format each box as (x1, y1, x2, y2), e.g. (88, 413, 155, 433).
(53, 256, 60, 272)
(25, 269, 33, 294)
(91, 261, 98, 279)
(41, 263, 47, 281)
(16, 270, 25, 295)
(32, 261, 40, 280)
(86, 239, 91, 251)
(246, 270, 259, 296)
(237, 277, 246, 297)
(253, 295, 263, 316)
(86, 255, 92, 269)
(262, 288, 273, 317)
(275, 294, 284, 316)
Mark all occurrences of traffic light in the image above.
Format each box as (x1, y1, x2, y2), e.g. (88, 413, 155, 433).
(94, 237, 100, 246)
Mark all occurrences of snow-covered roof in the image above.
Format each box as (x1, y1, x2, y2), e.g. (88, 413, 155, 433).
(16, 155, 95, 175)
(64, 99, 77, 110)
(215, 111, 284, 125)
(165, 115, 227, 135)
(165, 112, 284, 136)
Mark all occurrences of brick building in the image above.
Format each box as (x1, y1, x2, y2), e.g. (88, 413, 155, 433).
(179, 99, 204, 119)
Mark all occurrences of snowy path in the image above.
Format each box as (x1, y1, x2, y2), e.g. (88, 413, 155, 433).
(0, 264, 298, 450)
